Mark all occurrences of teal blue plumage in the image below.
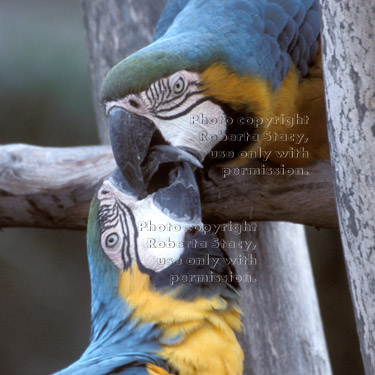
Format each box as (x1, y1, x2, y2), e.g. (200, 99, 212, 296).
(53, 197, 171, 375)
(54, 168, 241, 374)
(101, 0, 320, 101)
(57, 2, 324, 373)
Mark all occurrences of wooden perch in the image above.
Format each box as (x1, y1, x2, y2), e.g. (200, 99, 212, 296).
(0, 144, 115, 229)
(0, 143, 337, 229)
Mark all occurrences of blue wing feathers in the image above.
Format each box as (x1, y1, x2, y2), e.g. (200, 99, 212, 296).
(301, 22, 314, 47)
(265, 3, 289, 36)
(56, 354, 163, 375)
(304, 8, 320, 39)
(265, 20, 278, 39)
(102, 0, 322, 100)
(293, 4, 307, 27)
(280, 18, 297, 48)
(291, 46, 300, 68)
(153, 0, 190, 41)
(154, 0, 320, 87)
(271, 0, 300, 18)
(53, 294, 171, 374)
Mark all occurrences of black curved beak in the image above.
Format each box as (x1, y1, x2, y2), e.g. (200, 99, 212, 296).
(108, 107, 203, 199)
(110, 159, 202, 223)
(109, 106, 155, 197)
(153, 161, 202, 222)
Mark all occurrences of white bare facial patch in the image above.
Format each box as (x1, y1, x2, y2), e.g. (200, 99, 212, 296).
(97, 180, 201, 272)
(106, 70, 227, 161)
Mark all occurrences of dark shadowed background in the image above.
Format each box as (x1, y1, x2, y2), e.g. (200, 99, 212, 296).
(0, 1, 363, 374)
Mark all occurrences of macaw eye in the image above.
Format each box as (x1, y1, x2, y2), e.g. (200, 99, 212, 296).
(105, 233, 119, 248)
(173, 77, 185, 94)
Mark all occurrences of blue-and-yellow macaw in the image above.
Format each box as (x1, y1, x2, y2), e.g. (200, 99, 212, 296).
(55, 161, 242, 375)
(56, 1, 328, 373)
(102, 0, 328, 180)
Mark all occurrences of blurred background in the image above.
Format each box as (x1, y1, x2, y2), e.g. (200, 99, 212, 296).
(0, 1, 364, 374)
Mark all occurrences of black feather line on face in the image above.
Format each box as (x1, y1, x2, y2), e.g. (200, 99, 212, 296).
(156, 90, 205, 114)
(98, 199, 139, 270)
(149, 83, 156, 103)
(155, 96, 211, 121)
(145, 77, 202, 114)
(117, 201, 131, 269)
(156, 81, 162, 101)
(161, 80, 200, 105)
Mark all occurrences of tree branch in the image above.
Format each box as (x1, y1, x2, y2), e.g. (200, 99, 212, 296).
(320, 0, 375, 372)
(0, 144, 115, 229)
(0, 143, 337, 229)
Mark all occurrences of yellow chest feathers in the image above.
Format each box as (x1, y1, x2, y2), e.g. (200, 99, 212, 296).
(118, 265, 243, 375)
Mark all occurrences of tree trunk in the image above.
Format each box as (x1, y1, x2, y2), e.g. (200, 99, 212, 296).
(81, 0, 168, 144)
(80, 1, 332, 373)
(320, 1, 375, 373)
(226, 223, 332, 375)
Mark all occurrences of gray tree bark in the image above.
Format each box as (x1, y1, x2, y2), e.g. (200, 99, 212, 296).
(228, 223, 332, 375)
(0, 145, 337, 229)
(320, 1, 375, 373)
(80, 0, 332, 374)
(81, 0, 168, 144)
(0, 144, 115, 229)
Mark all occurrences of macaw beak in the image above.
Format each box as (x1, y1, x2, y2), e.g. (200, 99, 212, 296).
(108, 106, 203, 198)
(109, 106, 155, 197)
(110, 160, 202, 223)
(152, 161, 202, 222)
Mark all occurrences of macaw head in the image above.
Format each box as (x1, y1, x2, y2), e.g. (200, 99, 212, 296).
(101, 44, 223, 199)
(101, 0, 320, 196)
(87, 161, 238, 304)
(101, 35, 261, 198)
(84, 165, 242, 374)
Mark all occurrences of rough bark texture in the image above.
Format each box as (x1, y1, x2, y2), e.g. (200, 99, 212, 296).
(0, 144, 115, 229)
(320, 1, 375, 373)
(199, 159, 337, 228)
(81, 0, 168, 144)
(80, 1, 333, 374)
(0, 144, 337, 229)
(227, 223, 332, 375)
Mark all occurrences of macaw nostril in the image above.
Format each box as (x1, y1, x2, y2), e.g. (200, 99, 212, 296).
(129, 99, 140, 108)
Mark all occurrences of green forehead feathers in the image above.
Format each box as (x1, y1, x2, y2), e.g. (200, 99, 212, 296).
(100, 35, 222, 102)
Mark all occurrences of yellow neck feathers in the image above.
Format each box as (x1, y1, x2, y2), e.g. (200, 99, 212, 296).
(200, 63, 299, 119)
(201, 61, 329, 165)
(118, 264, 243, 375)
